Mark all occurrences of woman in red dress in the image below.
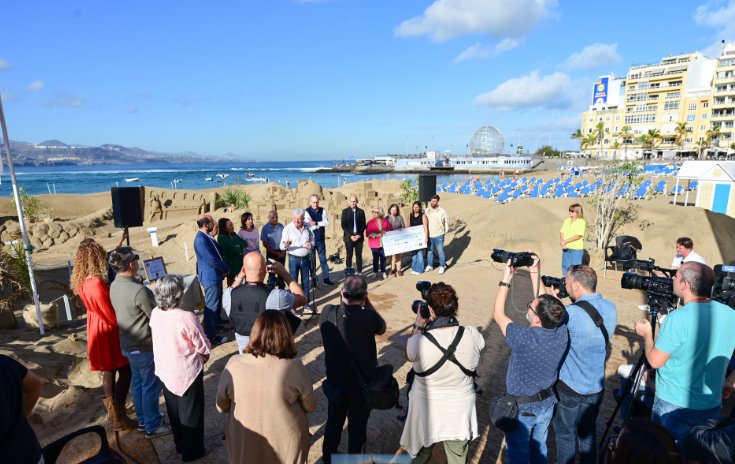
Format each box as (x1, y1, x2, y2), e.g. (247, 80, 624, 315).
(71, 239, 136, 430)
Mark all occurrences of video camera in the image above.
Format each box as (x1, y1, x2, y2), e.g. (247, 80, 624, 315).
(623, 258, 677, 278)
(491, 249, 535, 268)
(621, 272, 678, 311)
(541, 275, 569, 299)
(712, 265, 735, 309)
(412, 281, 431, 320)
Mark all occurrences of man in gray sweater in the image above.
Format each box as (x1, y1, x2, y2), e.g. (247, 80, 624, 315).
(108, 247, 169, 439)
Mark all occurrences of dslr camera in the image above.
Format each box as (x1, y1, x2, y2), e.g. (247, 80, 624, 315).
(491, 249, 535, 268)
(712, 265, 735, 309)
(412, 281, 432, 320)
(541, 275, 569, 299)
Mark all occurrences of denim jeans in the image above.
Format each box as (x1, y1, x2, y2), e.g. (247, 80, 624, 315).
(505, 402, 554, 464)
(411, 249, 424, 273)
(427, 235, 446, 268)
(314, 240, 330, 281)
(122, 350, 163, 433)
(202, 283, 222, 342)
(554, 390, 603, 464)
(289, 255, 311, 301)
(561, 249, 584, 276)
(652, 396, 721, 443)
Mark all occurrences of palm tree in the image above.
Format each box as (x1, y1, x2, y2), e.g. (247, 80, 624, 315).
(611, 141, 621, 160)
(674, 122, 689, 151)
(581, 134, 597, 156)
(615, 125, 634, 160)
(571, 128, 583, 151)
(706, 125, 722, 158)
(594, 122, 606, 159)
(696, 138, 709, 159)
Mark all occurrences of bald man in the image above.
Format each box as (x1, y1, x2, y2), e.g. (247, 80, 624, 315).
(194, 214, 228, 345)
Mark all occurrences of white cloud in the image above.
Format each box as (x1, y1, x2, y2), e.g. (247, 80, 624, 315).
(473, 70, 573, 110)
(44, 92, 87, 108)
(127, 106, 139, 113)
(396, 0, 557, 42)
(455, 38, 521, 62)
(562, 43, 622, 70)
(0, 59, 11, 71)
(693, 1, 735, 57)
(26, 80, 44, 92)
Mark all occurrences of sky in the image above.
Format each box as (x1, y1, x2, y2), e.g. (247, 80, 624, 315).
(1, 0, 734, 160)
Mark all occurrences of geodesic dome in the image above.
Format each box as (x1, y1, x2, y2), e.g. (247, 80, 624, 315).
(469, 126, 504, 155)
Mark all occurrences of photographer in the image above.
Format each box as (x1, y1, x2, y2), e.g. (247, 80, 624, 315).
(634, 262, 735, 443)
(492, 257, 568, 464)
(399, 283, 485, 463)
(536, 263, 617, 464)
(224, 253, 305, 354)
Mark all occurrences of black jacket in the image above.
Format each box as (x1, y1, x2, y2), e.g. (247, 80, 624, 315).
(341, 207, 366, 240)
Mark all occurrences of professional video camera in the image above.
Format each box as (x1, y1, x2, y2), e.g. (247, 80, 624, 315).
(541, 275, 569, 299)
(412, 281, 431, 320)
(621, 272, 678, 311)
(623, 258, 677, 278)
(491, 249, 535, 268)
(712, 265, 735, 309)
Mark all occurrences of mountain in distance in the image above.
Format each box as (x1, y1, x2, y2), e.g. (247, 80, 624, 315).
(1, 139, 250, 166)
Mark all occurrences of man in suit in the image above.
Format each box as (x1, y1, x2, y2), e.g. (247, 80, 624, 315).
(340, 194, 366, 274)
(194, 214, 229, 345)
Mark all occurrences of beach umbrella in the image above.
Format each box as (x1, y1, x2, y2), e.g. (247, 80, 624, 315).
(0, 92, 45, 335)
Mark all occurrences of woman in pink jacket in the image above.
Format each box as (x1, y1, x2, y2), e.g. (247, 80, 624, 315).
(366, 206, 393, 280)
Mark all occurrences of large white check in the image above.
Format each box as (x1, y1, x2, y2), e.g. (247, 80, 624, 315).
(383, 225, 426, 256)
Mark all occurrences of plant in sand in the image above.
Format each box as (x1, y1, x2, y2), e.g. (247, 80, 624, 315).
(10, 188, 49, 222)
(220, 188, 251, 210)
(588, 161, 643, 249)
(400, 177, 419, 204)
(0, 241, 31, 299)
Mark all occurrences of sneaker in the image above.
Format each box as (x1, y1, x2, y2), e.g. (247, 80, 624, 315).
(145, 423, 172, 439)
(210, 336, 228, 346)
(410, 270, 421, 275)
(438, 267, 446, 274)
(637, 304, 650, 312)
(425, 266, 434, 272)
(301, 306, 316, 315)
(137, 423, 146, 433)
(323, 279, 335, 286)
(382, 272, 388, 280)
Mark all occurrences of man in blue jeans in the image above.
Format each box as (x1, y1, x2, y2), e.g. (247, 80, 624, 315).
(425, 195, 449, 274)
(537, 264, 617, 464)
(305, 194, 335, 286)
(493, 256, 568, 464)
(193, 214, 229, 345)
(635, 262, 735, 442)
(281, 208, 316, 314)
(109, 247, 169, 438)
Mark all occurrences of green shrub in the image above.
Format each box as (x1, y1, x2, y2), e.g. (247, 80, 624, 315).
(0, 241, 31, 298)
(220, 188, 251, 210)
(400, 178, 419, 204)
(10, 188, 47, 221)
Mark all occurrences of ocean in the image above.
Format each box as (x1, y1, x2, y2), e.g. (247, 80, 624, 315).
(0, 161, 468, 196)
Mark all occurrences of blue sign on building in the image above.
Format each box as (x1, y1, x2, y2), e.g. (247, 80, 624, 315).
(592, 77, 609, 105)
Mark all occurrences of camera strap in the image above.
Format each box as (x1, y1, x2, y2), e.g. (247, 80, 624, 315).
(414, 327, 476, 378)
(573, 300, 609, 346)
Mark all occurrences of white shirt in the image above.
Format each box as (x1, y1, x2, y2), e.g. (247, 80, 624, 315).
(304, 207, 330, 229)
(280, 222, 314, 257)
(672, 250, 706, 268)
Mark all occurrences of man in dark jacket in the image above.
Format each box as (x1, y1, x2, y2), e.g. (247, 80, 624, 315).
(340, 195, 366, 274)
(193, 214, 229, 345)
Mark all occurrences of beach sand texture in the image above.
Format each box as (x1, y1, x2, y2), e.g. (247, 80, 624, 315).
(1, 176, 734, 463)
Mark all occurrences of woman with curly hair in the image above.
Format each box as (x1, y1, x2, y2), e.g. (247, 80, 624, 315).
(71, 238, 136, 431)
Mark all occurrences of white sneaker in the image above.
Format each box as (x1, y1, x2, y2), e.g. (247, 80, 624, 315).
(410, 270, 420, 275)
(637, 304, 650, 312)
(438, 267, 446, 274)
(382, 272, 388, 280)
(425, 266, 433, 272)
(301, 306, 315, 315)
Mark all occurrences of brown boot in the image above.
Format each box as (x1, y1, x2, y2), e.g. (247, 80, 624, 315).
(397, 268, 403, 276)
(103, 397, 137, 431)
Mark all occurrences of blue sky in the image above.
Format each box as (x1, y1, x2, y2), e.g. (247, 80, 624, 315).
(1, 0, 734, 160)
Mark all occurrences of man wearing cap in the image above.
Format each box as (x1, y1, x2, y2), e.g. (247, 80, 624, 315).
(224, 253, 305, 353)
(108, 246, 169, 438)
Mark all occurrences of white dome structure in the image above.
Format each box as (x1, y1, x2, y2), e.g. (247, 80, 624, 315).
(469, 126, 504, 155)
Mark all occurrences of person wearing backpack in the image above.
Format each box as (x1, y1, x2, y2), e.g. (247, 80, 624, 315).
(400, 282, 485, 463)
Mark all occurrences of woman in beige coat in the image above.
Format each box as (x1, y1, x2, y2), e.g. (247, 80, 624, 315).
(216, 310, 316, 463)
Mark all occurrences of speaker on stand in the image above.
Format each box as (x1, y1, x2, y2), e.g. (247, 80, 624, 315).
(418, 174, 437, 204)
(111, 187, 143, 246)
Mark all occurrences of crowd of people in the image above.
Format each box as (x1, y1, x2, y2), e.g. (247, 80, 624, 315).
(3, 196, 735, 464)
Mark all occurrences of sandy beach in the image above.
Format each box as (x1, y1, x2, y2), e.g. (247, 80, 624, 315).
(1, 174, 734, 463)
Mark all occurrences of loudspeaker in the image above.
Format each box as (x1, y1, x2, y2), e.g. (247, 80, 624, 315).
(111, 187, 143, 228)
(418, 175, 437, 202)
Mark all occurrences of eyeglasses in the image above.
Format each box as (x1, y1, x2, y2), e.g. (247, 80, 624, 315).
(133, 255, 140, 261)
(526, 301, 538, 315)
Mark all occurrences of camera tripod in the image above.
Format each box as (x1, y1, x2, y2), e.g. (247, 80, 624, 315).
(598, 296, 675, 459)
(302, 247, 320, 323)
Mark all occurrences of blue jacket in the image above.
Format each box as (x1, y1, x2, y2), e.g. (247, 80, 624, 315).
(194, 230, 228, 286)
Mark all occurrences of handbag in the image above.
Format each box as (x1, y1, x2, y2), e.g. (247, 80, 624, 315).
(326, 304, 399, 410)
(489, 393, 519, 432)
